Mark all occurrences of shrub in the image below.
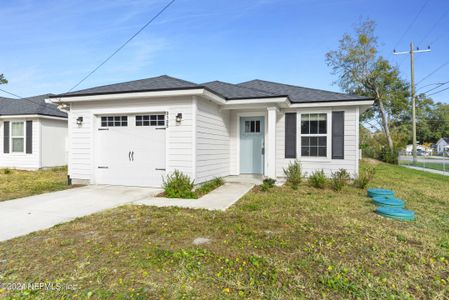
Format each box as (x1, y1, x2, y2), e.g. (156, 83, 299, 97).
(260, 178, 276, 192)
(354, 166, 376, 189)
(195, 177, 224, 198)
(3, 168, 12, 175)
(308, 170, 327, 189)
(283, 160, 302, 190)
(162, 170, 195, 199)
(330, 169, 350, 191)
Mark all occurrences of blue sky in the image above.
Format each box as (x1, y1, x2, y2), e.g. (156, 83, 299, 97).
(1, 0, 448, 103)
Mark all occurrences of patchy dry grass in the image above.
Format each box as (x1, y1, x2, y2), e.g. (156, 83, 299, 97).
(0, 161, 448, 299)
(0, 167, 69, 202)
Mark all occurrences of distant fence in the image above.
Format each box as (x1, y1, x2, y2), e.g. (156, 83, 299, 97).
(398, 152, 449, 175)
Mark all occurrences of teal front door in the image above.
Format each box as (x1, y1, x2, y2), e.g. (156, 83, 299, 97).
(240, 116, 265, 174)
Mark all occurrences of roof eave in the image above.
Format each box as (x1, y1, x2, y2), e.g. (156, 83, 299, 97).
(0, 114, 67, 120)
(289, 99, 374, 108)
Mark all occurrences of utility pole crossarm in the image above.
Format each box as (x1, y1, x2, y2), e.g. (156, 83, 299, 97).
(393, 42, 431, 166)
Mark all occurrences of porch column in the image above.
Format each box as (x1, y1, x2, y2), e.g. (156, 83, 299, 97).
(266, 107, 277, 178)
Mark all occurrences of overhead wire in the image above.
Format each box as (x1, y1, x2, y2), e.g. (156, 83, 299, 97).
(65, 0, 176, 94)
(393, 0, 430, 51)
(0, 87, 62, 114)
(416, 59, 449, 86)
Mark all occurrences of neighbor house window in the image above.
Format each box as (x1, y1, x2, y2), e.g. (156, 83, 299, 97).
(11, 121, 25, 153)
(300, 113, 327, 157)
(101, 116, 128, 127)
(244, 120, 261, 133)
(136, 115, 165, 126)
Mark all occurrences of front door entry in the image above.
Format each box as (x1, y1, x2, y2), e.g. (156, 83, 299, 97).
(240, 116, 265, 174)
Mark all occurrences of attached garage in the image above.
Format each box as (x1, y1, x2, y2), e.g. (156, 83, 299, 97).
(94, 114, 166, 187)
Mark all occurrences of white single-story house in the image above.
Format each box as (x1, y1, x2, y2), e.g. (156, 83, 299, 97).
(48, 75, 373, 187)
(405, 144, 431, 156)
(436, 138, 449, 155)
(0, 94, 68, 170)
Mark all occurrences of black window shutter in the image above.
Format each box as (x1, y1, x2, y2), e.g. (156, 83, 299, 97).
(332, 111, 344, 159)
(3, 121, 9, 153)
(285, 113, 297, 158)
(26, 120, 33, 154)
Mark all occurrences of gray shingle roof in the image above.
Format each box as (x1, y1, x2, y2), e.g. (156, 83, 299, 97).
(238, 79, 371, 103)
(60, 75, 199, 97)
(52, 75, 370, 103)
(0, 94, 67, 118)
(202, 81, 279, 99)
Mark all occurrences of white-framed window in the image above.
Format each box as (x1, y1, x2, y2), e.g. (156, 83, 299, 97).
(101, 116, 128, 127)
(11, 121, 25, 153)
(300, 113, 327, 157)
(136, 114, 166, 127)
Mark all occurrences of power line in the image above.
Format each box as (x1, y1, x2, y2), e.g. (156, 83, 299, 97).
(0, 87, 62, 113)
(417, 82, 446, 91)
(418, 6, 449, 45)
(65, 0, 176, 94)
(416, 59, 449, 86)
(393, 0, 430, 50)
(428, 86, 449, 96)
(421, 81, 449, 94)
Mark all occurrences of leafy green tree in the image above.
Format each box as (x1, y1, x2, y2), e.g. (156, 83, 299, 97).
(0, 74, 7, 85)
(427, 102, 449, 141)
(326, 20, 409, 161)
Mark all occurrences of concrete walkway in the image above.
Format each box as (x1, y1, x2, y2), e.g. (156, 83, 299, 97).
(0, 185, 160, 242)
(403, 165, 449, 176)
(135, 180, 255, 211)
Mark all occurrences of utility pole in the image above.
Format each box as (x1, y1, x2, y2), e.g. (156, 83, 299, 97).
(394, 43, 431, 165)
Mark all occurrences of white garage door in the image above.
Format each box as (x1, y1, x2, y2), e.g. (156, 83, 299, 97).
(95, 114, 166, 187)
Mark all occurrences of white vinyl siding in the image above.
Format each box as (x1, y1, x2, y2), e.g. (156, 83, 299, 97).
(276, 107, 359, 177)
(68, 97, 194, 184)
(40, 118, 68, 168)
(0, 118, 41, 169)
(195, 98, 230, 183)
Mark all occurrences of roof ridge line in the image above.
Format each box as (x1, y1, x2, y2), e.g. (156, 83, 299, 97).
(203, 80, 280, 96)
(240, 79, 358, 96)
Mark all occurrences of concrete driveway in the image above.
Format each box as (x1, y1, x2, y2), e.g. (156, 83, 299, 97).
(0, 185, 160, 242)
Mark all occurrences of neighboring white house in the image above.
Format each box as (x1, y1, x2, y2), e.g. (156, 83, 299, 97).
(0, 94, 68, 170)
(49, 75, 373, 187)
(436, 138, 449, 155)
(405, 144, 432, 156)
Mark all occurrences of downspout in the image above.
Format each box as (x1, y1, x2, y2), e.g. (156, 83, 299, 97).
(192, 96, 197, 181)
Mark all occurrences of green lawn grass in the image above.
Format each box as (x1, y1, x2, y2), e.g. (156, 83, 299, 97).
(0, 167, 70, 202)
(0, 161, 448, 299)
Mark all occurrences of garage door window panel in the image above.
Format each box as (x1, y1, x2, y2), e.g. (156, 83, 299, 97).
(136, 115, 166, 127)
(101, 116, 127, 127)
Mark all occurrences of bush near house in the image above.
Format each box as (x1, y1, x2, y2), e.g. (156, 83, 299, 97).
(330, 169, 350, 191)
(195, 177, 224, 198)
(283, 160, 303, 190)
(354, 165, 376, 189)
(162, 171, 224, 199)
(260, 178, 276, 192)
(162, 170, 196, 199)
(308, 170, 328, 189)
